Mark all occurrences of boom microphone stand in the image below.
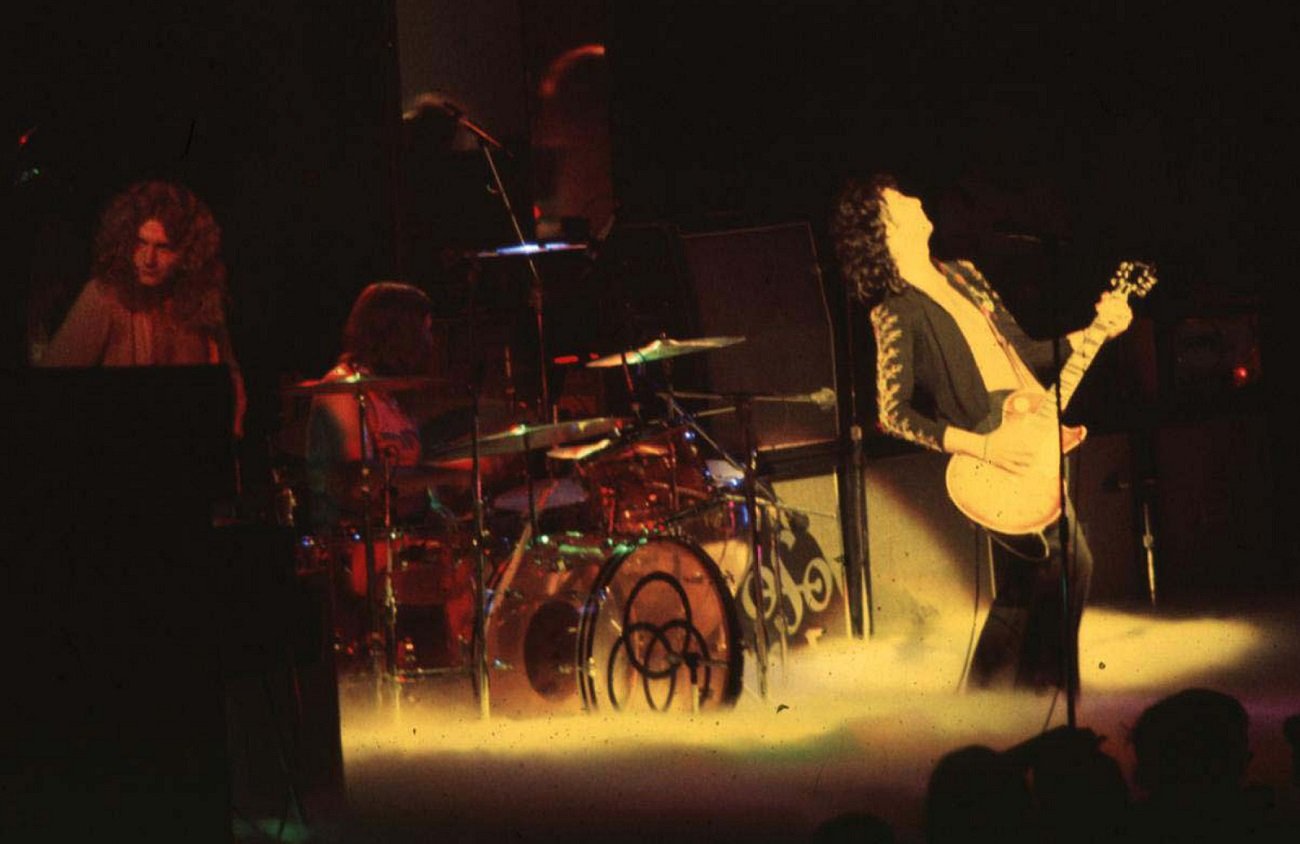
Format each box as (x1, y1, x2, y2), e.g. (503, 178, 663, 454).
(444, 104, 552, 420)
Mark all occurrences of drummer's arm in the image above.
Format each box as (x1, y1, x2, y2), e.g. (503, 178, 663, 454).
(306, 396, 356, 527)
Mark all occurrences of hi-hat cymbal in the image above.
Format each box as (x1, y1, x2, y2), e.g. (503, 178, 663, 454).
(335, 462, 470, 492)
(586, 336, 745, 369)
(283, 374, 453, 397)
(426, 416, 626, 460)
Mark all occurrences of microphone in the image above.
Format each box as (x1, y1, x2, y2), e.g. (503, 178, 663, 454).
(755, 387, 837, 411)
(807, 386, 837, 411)
(443, 103, 506, 151)
(432, 100, 464, 120)
(403, 94, 508, 152)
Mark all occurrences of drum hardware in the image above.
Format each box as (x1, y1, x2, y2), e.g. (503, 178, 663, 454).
(288, 371, 483, 690)
(584, 335, 746, 369)
(474, 240, 589, 259)
(282, 373, 453, 397)
(650, 388, 834, 699)
(479, 534, 743, 715)
(425, 417, 625, 461)
(429, 416, 625, 544)
(586, 334, 747, 428)
(444, 101, 554, 419)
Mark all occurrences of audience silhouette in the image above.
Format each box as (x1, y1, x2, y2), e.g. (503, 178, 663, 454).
(809, 688, 1300, 843)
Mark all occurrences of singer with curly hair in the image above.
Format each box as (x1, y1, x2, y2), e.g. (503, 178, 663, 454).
(39, 180, 246, 435)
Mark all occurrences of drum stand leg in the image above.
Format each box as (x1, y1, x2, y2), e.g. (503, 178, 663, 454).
(470, 392, 492, 720)
(737, 398, 771, 699)
(768, 506, 789, 673)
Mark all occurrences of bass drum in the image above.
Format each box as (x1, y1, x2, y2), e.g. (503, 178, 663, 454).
(483, 535, 743, 716)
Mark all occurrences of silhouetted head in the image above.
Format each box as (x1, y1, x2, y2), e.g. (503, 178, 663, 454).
(1130, 688, 1251, 797)
(925, 745, 1029, 843)
(811, 811, 894, 844)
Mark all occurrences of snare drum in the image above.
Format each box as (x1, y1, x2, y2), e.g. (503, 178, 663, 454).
(483, 533, 743, 715)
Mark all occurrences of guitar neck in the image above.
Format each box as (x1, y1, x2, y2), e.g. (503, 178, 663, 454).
(1044, 316, 1114, 415)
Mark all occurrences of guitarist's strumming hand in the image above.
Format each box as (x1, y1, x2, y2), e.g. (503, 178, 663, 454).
(946, 425, 1039, 476)
(981, 424, 1041, 475)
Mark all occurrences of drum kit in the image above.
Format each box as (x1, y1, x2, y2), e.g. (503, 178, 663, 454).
(276, 105, 831, 715)
(278, 332, 828, 717)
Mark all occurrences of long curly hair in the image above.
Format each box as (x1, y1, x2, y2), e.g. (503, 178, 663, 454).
(829, 174, 906, 303)
(342, 282, 434, 375)
(93, 181, 227, 331)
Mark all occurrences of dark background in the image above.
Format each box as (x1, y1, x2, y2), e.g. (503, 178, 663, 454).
(4, 1, 1296, 582)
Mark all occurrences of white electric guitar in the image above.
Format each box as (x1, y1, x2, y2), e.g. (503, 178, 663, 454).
(945, 260, 1157, 540)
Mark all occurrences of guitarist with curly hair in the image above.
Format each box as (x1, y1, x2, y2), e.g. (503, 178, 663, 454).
(830, 174, 1141, 694)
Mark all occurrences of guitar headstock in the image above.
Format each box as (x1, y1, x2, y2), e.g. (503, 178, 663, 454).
(1111, 260, 1158, 299)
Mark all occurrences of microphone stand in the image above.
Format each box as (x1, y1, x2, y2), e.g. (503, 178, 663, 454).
(452, 108, 551, 421)
(1043, 234, 1078, 729)
(842, 284, 874, 638)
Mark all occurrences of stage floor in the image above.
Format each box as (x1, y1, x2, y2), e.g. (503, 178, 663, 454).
(273, 590, 1300, 843)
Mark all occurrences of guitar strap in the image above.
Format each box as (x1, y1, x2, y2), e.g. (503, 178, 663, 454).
(945, 262, 1040, 391)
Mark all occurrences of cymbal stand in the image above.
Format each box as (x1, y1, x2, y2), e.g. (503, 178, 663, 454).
(469, 384, 491, 719)
(618, 350, 642, 424)
(662, 355, 680, 514)
(463, 258, 493, 720)
(378, 448, 398, 679)
(522, 430, 540, 540)
(352, 391, 386, 686)
(456, 110, 551, 419)
(735, 396, 772, 698)
(660, 391, 780, 698)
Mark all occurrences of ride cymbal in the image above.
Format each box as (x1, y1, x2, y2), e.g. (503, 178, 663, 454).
(283, 374, 453, 396)
(585, 336, 745, 368)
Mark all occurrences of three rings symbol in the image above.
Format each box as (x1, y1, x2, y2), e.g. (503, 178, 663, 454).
(608, 572, 716, 711)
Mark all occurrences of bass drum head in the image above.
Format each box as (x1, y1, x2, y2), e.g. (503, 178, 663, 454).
(483, 534, 609, 716)
(578, 537, 744, 712)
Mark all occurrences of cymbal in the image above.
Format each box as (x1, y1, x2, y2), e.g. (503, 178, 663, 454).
(586, 336, 745, 369)
(546, 439, 615, 461)
(473, 240, 589, 259)
(491, 478, 588, 513)
(426, 416, 625, 460)
(283, 374, 453, 397)
(338, 463, 470, 493)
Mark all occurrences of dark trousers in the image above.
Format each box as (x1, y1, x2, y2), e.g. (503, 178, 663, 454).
(967, 497, 1093, 692)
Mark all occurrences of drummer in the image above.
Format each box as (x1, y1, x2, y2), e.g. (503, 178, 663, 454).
(305, 281, 439, 530)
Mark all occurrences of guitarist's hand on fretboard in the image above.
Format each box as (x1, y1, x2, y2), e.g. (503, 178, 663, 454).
(1093, 290, 1133, 338)
(1068, 291, 1134, 352)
